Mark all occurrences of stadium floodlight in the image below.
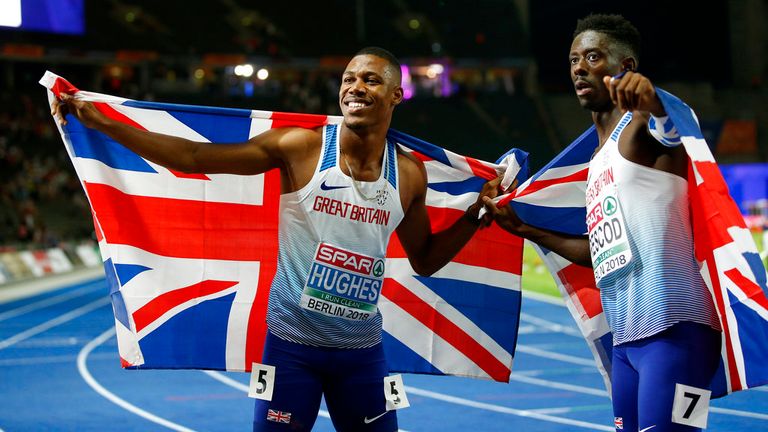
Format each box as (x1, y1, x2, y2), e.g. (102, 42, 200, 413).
(234, 64, 254, 78)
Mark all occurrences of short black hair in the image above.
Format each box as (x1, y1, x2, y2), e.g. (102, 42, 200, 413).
(574, 14, 641, 61)
(355, 47, 401, 70)
(354, 46, 402, 84)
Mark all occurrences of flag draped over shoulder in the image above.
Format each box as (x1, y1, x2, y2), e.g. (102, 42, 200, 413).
(40, 72, 526, 383)
(508, 88, 768, 398)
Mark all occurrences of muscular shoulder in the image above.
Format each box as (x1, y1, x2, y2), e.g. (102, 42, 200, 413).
(396, 147, 427, 185)
(396, 147, 428, 210)
(620, 114, 687, 176)
(250, 126, 323, 161)
(261, 126, 322, 150)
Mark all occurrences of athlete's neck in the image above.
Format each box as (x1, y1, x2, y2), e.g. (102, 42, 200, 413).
(593, 108, 627, 143)
(339, 125, 387, 168)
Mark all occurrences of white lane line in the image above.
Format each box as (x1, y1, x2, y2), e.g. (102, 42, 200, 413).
(77, 328, 196, 432)
(517, 307, 768, 420)
(527, 407, 575, 415)
(516, 345, 596, 366)
(206, 345, 768, 426)
(0, 352, 114, 366)
(202, 371, 411, 431)
(509, 373, 608, 397)
(526, 405, 610, 415)
(404, 386, 613, 431)
(0, 297, 110, 350)
(0, 284, 100, 322)
(522, 289, 565, 305)
(519, 312, 582, 337)
(710, 407, 768, 420)
(508, 371, 768, 420)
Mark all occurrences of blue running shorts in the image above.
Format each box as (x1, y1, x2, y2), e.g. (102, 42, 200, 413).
(253, 332, 398, 432)
(611, 321, 721, 432)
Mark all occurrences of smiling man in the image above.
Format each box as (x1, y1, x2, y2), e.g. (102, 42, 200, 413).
(54, 46, 497, 432)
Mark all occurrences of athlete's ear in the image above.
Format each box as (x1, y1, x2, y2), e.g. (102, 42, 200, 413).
(391, 86, 404, 106)
(621, 58, 637, 73)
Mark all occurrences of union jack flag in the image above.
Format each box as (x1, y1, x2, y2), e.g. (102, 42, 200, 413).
(266, 409, 291, 424)
(505, 89, 768, 397)
(41, 72, 524, 382)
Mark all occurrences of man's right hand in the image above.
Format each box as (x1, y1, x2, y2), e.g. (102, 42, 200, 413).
(52, 93, 107, 130)
(481, 195, 525, 235)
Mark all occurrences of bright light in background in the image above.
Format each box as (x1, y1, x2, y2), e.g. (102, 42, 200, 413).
(426, 64, 444, 79)
(234, 64, 254, 78)
(400, 65, 414, 100)
(194, 68, 205, 79)
(0, 0, 22, 27)
(256, 68, 269, 80)
(408, 18, 420, 30)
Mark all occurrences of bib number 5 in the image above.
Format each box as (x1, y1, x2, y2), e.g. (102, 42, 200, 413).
(248, 363, 276, 401)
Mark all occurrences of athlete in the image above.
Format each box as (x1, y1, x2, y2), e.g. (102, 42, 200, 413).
(53, 47, 498, 432)
(483, 15, 721, 432)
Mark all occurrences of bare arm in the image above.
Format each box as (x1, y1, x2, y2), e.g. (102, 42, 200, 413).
(603, 72, 690, 177)
(52, 93, 314, 175)
(482, 196, 591, 266)
(396, 158, 499, 276)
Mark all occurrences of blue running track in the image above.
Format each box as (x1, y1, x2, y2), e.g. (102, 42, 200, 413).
(1, 274, 767, 431)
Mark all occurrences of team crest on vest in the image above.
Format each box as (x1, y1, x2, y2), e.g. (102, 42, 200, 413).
(375, 189, 390, 206)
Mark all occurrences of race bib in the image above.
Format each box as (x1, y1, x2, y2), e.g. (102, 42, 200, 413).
(586, 161, 632, 283)
(300, 243, 385, 321)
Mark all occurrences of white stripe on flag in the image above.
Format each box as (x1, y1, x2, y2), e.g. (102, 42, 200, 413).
(422, 160, 478, 183)
(225, 261, 261, 371)
(428, 261, 520, 291)
(386, 259, 514, 367)
(248, 117, 273, 138)
(110, 105, 210, 141)
(682, 136, 715, 164)
(104, 244, 260, 341)
(513, 182, 587, 208)
(425, 190, 477, 210)
(75, 158, 267, 205)
(380, 298, 490, 380)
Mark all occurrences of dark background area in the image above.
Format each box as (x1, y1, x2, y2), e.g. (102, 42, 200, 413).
(0, 0, 766, 247)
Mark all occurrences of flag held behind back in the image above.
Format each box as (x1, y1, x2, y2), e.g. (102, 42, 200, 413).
(41, 71, 524, 383)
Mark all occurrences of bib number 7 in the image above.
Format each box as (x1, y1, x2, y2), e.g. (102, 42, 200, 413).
(671, 383, 711, 428)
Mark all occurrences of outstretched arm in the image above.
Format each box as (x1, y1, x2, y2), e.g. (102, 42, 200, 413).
(52, 93, 313, 175)
(482, 196, 591, 266)
(396, 159, 500, 276)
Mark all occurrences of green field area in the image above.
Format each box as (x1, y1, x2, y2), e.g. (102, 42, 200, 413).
(521, 232, 768, 297)
(521, 241, 559, 297)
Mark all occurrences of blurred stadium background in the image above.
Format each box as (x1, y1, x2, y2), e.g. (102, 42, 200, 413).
(0, 0, 767, 288)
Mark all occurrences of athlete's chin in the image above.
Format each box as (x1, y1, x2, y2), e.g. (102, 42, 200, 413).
(344, 118, 370, 130)
(577, 97, 607, 113)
